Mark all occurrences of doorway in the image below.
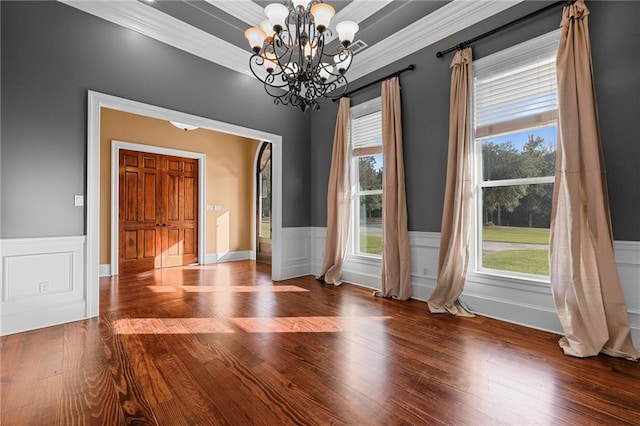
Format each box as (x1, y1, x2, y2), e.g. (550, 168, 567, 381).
(119, 149, 199, 273)
(88, 91, 284, 319)
(256, 143, 272, 264)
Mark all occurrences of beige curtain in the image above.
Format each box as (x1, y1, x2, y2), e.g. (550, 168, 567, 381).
(550, 0, 638, 360)
(317, 97, 351, 286)
(428, 47, 474, 317)
(375, 77, 412, 300)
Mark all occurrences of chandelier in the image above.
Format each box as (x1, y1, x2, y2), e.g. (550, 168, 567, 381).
(244, 0, 359, 112)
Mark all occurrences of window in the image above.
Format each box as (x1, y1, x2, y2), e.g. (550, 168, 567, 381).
(472, 30, 560, 279)
(351, 98, 383, 257)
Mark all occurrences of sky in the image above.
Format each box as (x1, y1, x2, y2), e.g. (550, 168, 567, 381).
(363, 124, 557, 173)
(481, 124, 557, 152)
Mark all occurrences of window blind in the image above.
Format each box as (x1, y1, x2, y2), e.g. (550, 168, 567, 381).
(351, 111, 382, 149)
(474, 30, 560, 133)
(475, 58, 557, 129)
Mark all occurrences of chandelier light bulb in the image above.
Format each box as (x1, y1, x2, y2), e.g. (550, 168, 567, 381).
(244, 27, 267, 53)
(335, 21, 359, 46)
(292, 0, 311, 11)
(262, 51, 278, 73)
(260, 20, 274, 40)
(318, 63, 333, 81)
(303, 43, 317, 59)
(333, 52, 352, 73)
(310, 3, 335, 33)
(264, 3, 289, 33)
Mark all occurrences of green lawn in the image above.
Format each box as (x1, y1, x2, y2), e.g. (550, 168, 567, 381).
(358, 226, 551, 273)
(483, 226, 549, 244)
(360, 235, 382, 255)
(260, 219, 271, 237)
(482, 226, 550, 275)
(483, 249, 549, 276)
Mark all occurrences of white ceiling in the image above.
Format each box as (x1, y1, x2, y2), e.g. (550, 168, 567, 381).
(59, 0, 522, 84)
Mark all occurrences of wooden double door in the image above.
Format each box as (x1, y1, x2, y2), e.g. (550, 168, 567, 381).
(119, 149, 198, 273)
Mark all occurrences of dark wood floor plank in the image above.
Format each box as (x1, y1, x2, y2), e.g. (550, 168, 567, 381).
(94, 314, 159, 425)
(2, 260, 639, 425)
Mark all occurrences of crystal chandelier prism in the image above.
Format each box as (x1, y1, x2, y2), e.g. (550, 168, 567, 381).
(244, 0, 359, 112)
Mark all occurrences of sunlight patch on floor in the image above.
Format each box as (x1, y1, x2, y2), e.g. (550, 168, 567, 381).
(181, 285, 309, 293)
(147, 286, 179, 293)
(114, 318, 235, 334)
(113, 316, 392, 334)
(230, 316, 393, 333)
(146, 285, 308, 293)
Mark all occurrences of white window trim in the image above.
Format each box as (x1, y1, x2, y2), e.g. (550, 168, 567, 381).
(348, 97, 383, 261)
(469, 30, 560, 287)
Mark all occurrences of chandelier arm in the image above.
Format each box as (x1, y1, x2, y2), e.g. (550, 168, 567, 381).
(321, 75, 349, 99)
(295, 11, 304, 74)
(310, 34, 325, 76)
(248, 55, 291, 89)
(268, 39, 291, 68)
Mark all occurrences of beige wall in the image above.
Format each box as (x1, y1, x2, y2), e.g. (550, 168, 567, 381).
(100, 108, 260, 264)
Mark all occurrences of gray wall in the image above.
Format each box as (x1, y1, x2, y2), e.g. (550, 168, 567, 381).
(1, 1, 311, 238)
(310, 1, 640, 242)
(4, 1, 638, 241)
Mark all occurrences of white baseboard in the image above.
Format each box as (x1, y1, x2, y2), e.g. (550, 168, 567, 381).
(1, 236, 87, 335)
(310, 226, 640, 344)
(99, 250, 255, 276)
(99, 264, 111, 277)
(204, 250, 254, 264)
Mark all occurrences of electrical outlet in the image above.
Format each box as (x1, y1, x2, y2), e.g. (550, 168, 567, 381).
(422, 268, 429, 276)
(214, 205, 222, 211)
(206, 205, 214, 211)
(39, 282, 50, 293)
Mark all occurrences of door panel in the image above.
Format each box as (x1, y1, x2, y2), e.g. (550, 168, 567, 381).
(119, 151, 162, 273)
(142, 173, 157, 221)
(184, 177, 195, 221)
(119, 150, 198, 273)
(161, 155, 199, 268)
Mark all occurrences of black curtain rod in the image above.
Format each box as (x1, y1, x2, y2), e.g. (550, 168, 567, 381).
(436, 0, 574, 58)
(334, 64, 415, 101)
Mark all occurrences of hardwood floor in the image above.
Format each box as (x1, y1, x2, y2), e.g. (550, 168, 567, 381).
(2, 261, 639, 425)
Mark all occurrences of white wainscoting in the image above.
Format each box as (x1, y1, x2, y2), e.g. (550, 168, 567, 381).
(280, 227, 311, 280)
(615, 241, 640, 344)
(1, 236, 87, 335)
(310, 227, 640, 343)
(5, 230, 638, 345)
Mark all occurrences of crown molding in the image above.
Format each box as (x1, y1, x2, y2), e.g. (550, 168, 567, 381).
(204, 0, 265, 27)
(335, 0, 393, 23)
(324, 0, 394, 44)
(209, 0, 393, 45)
(59, 0, 253, 78)
(346, 0, 523, 83)
(60, 0, 523, 87)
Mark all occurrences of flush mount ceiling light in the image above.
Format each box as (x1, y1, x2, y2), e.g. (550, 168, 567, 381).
(244, 0, 358, 112)
(170, 121, 199, 131)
